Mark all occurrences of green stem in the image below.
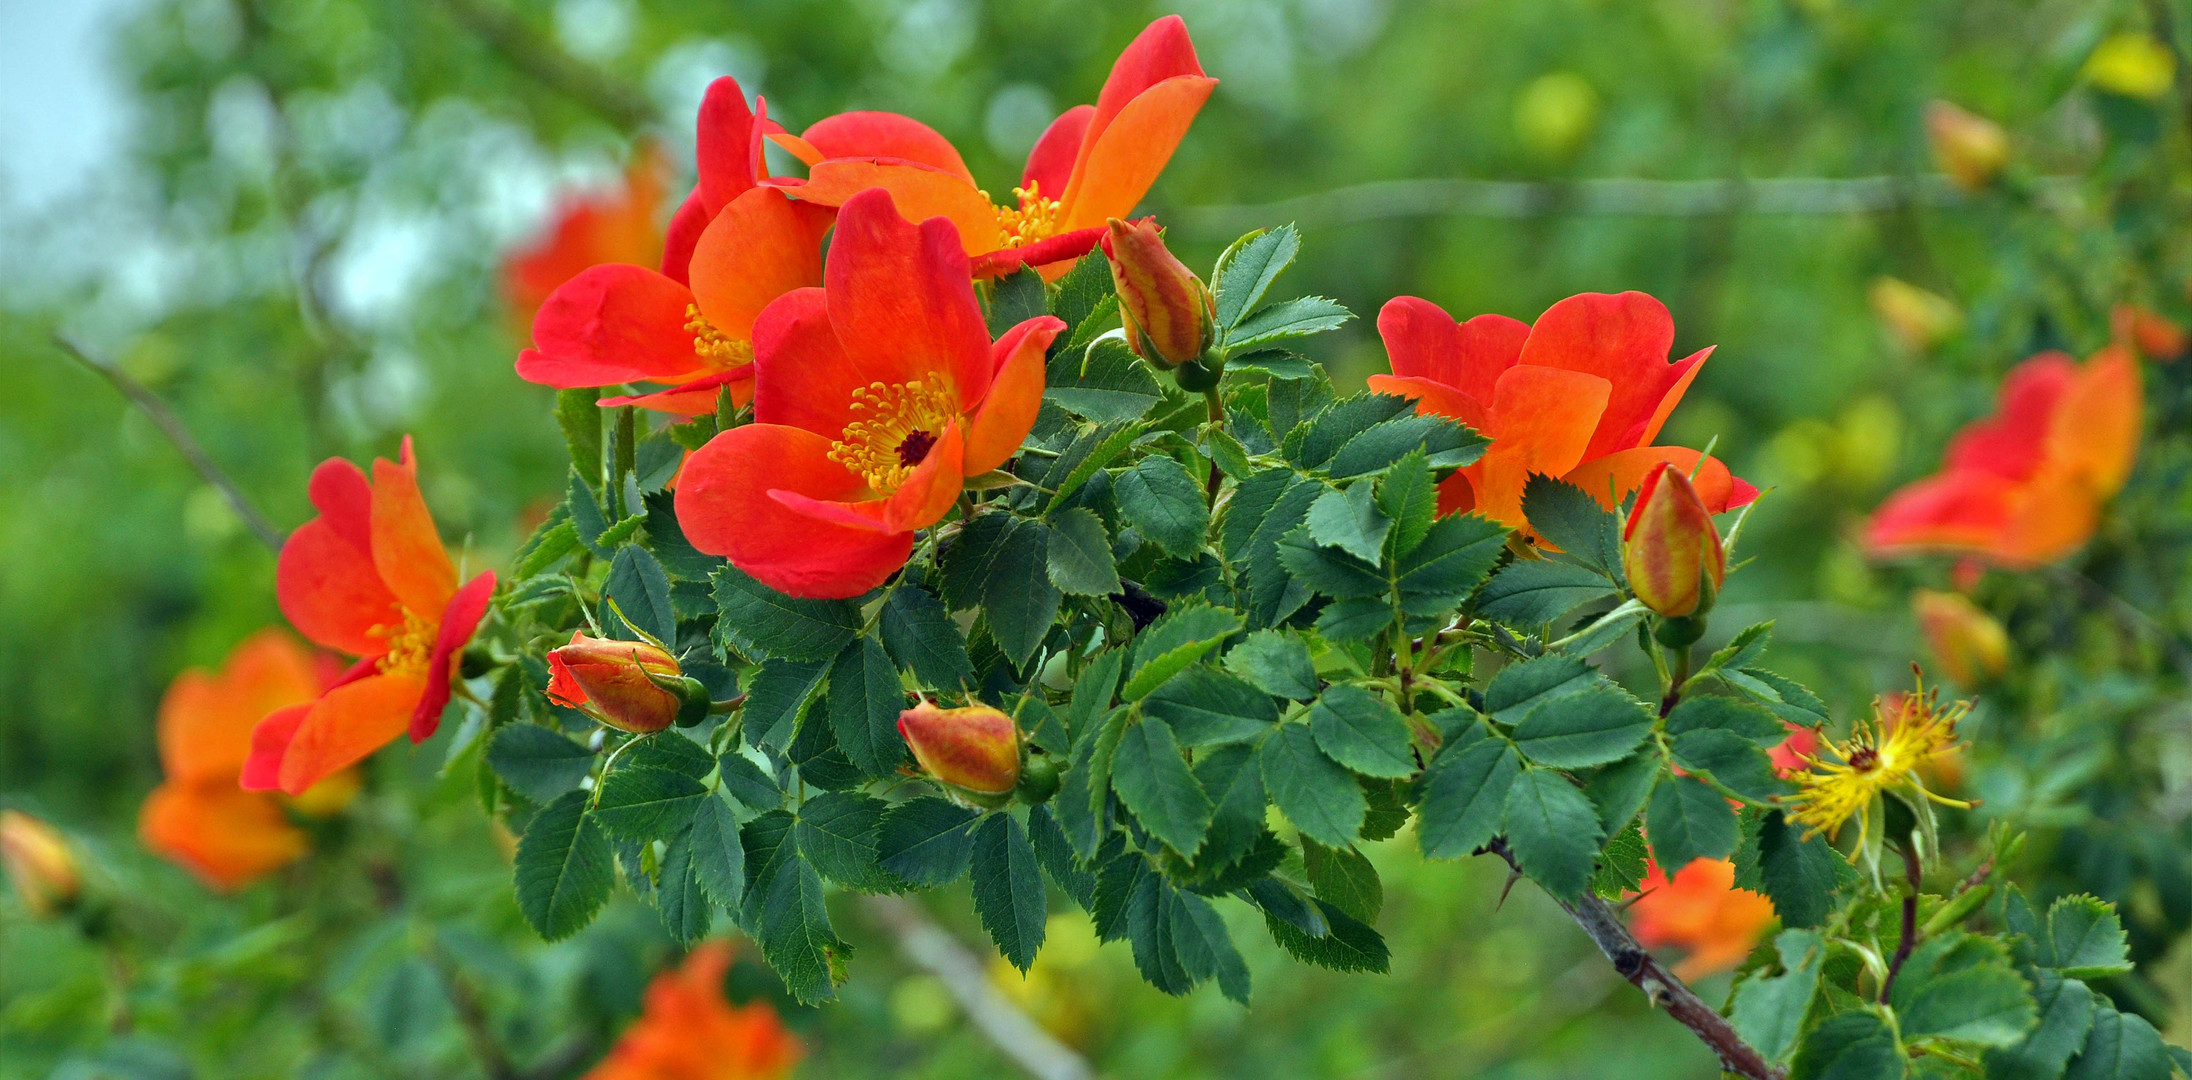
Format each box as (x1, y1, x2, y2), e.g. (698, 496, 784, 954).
(1202, 387, 1225, 509)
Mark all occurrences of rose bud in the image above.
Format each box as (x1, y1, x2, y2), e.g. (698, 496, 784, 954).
(546, 632, 707, 733)
(898, 702, 1021, 805)
(1925, 100, 2009, 192)
(1622, 461, 1727, 620)
(2113, 304, 2187, 362)
(1913, 590, 2010, 688)
(0, 810, 81, 918)
(1101, 217, 1216, 372)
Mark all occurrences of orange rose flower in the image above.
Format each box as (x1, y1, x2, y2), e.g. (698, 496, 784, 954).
(504, 147, 669, 325)
(518, 78, 833, 415)
(1864, 347, 2142, 567)
(674, 188, 1064, 598)
(241, 439, 496, 796)
(1628, 858, 1775, 980)
(140, 630, 352, 889)
(768, 16, 1215, 280)
(1370, 291, 1756, 536)
(584, 943, 802, 1080)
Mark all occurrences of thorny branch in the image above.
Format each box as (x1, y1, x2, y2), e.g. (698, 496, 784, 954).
(1487, 840, 1786, 1080)
(52, 334, 287, 554)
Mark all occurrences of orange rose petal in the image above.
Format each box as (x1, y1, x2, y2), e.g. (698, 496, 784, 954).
(522, 264, 710, 387)
(1022, 104, 1095, 195)
(600, 369, 754, 416)
(240, 703, 312, 792)
(370, 441, 459, 617)
(675, 424, 915, 599)
(1863, 470, 2022, 559)
(1472, 366, 1611, 528)
(1634, 346, 1713, 450)
(1063, 15, 1207, 211)
(1366, 373, 1489, 430)
(1514, 291, 1690, 462)
(1375, 297, 1527, 401)
(801, 110, 976, 184)
(277, 672, 426, 796)
(139, 781, 307, 891)
(277, 517, 402, 657)
(689, 187, 832, 344)
(2047, 345, 2142, 497)
(749, 287, 870, 439)
(963, 316, 1064, 475)
(1058, 75, 1217, 232)
(1561, 446, 1744, 514)
(797, 159, 1008, 253)
(159, 630, 321, 783)
(1944, 352, 2076, 481)
(770, 423, 966, 535)
(696, 76, 763, 215)
(826, 190, 997, 401)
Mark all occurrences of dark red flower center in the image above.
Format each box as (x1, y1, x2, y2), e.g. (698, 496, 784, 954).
(897, 429, 937, 468)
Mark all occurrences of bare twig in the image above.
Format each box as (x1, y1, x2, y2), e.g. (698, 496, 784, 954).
(860, 894, 1094, 1080)
(434, 0, 655, 130)
(52, 334, 286, 554)
(1173, 174, 2083, 237)
(1487, 840, 1785, 1080)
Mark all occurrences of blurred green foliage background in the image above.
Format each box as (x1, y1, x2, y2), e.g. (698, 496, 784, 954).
(3, 0, 2183, 1076)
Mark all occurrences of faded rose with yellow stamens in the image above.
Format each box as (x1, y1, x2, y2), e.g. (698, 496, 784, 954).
(899, 702, 1022, 800)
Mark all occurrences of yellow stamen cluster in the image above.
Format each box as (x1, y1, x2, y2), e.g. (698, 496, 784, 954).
(1782, 673, 1971, 846)
(828, 377, 959, 492)
(992, 182, 1063, 248)
(685, 304, 754, 371)
(371, 607, 440, 678)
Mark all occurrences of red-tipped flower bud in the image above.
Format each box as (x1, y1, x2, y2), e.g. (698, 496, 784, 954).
(1913, 590, 2010, 688)
(898, 702, 1021, 801)
(1925, 100, 2009, 192)
(1622, 462, 1727, 619)
(2113, 304, 2187, 363)
(1100, 217, 1216, 371)
(1, 810, 81, 918)
(547, 632, 690, 734)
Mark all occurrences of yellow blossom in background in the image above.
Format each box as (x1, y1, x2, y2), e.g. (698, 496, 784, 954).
(0, 811, 81, 918)
(2085, 33, 2176, 100)
(1514, 72, 1600, 159)
(1913, 590, 2010, 688)
(1925, 101, 2009, 190)
(988, 913, 1101, 1047)
(1869, 276, 1962, 353)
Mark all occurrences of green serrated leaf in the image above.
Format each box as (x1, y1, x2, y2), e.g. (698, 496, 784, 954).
(1111, 717, 1215, 857)
(1212, 224, 1300, 330)
(688, 794, 746, 908)
(1227, 295, 1353, 351)
(1261, 723, 1366, 848)
(1046, 507, 1122, 595)
(827, 637, 906, 778)
(1750, 810, 1843, 929)
(1224, 629, 1319, 700)
(740, 811, 851, 1004)
(876, 798, 980, 888)
(714, 565, 860, 662)
(1376, 450, 1438, 559)
(1260, 895, 1389, 974)
(556, 389, 603, 482)
(1647, 774, 1739, 874)
(1591, 820, 1650, 899)
(592, 767, 708, 840)
(971, 813, 1047, 971)
(2062, 1006, 2173, 1080)
(487, 724, 594, 804)
(1889, 933, 2038, 1047)
(1306, 483, 1391, 563)
(879, 584, 974, 690)
(1118, 455, 1210, 559)
(2043, 896, 2134, 979)
(1520, 475, 1624, 581)
(1477, 560, 1620, 628)
(514, 790, 613, 941)
(1483, 655, 1601, 724)
(1731, 929, 1824, 1065)
(1046, 335, 1163, 422)
(1502, 767, 1601, 901)
(1142, 665, 1278, 746)
(986, 266, 1046, 337)
(1670, 728, 1790, 802)
(1417, 731, 1522, 859)
(1986, 972, 2096, 1080)
(1307, 685, 1416, 778)
(1303, 838, 1382, 923)
(1791, 1009, 1907, 1080)
(656, 827, 715, 943)
(1509, 683, 1653, 768)
(1122, 604, 1243, 701)
(795, 790, 893, 891)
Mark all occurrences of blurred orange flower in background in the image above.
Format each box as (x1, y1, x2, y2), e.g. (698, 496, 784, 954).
(1627, 858, 1775, 980)
(584, 943, 802, 1080)
(1371, 291, 1756, 536)
(504, 148, 669, 325)
(1865, 347, 2142, 567)
(768, 15, 1215, 280)
(140, 630, 355, 889)
(241, 438, 496, 796)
